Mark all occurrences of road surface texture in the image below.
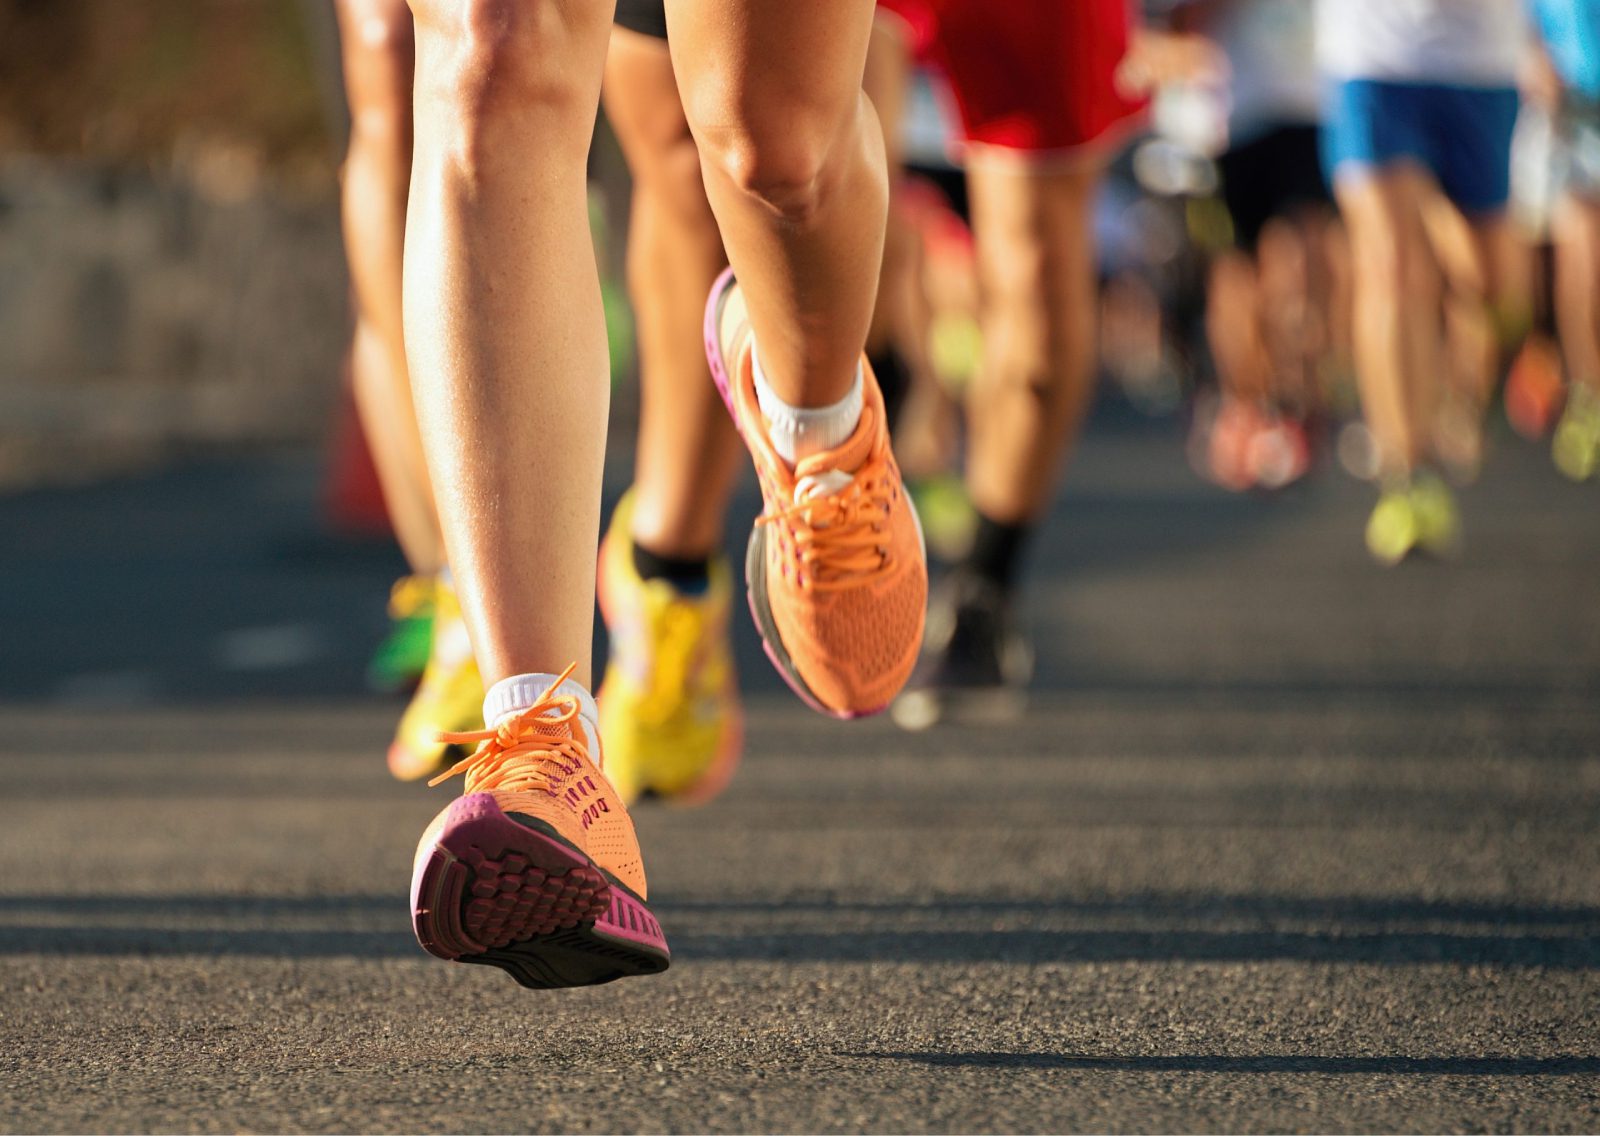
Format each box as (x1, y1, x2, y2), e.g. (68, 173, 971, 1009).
(2, 416, 1598, 1133)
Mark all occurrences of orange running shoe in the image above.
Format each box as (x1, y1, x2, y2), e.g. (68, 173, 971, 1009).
(410, 664, 669, 989)
(703, 268, 926, 717)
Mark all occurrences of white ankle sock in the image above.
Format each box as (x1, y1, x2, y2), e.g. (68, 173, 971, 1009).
(752, 342, 864, 464)
(482, 672, 600, 742)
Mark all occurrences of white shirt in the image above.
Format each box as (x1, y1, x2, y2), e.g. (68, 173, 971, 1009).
(1214, 0, 1323, 141)
(1315, 0, 1527, 86)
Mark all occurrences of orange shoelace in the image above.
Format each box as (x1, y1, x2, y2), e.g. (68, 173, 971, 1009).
(758, 445, 897, 591)
(430, 662, 588, 794)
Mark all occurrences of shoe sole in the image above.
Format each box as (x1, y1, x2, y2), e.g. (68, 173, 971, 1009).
(411, 793, 670, 989)
(595, 526, 745, 805)
(704, 266, 906, 722)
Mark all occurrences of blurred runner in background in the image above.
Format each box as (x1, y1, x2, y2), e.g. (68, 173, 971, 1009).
(1317, 0, 1528, 565)
(1179, 0, 1342, 493)
(1526, 0, 1600, 481)
(891, 0, 1163, 729)
(333, 0, 482, 780)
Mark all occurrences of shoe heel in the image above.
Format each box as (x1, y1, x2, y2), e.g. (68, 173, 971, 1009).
(411, 794, 670, 988)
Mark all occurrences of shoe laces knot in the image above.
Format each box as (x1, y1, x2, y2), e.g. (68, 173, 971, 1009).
(430, 662, 588, 794)
(759, 447, 897, 591)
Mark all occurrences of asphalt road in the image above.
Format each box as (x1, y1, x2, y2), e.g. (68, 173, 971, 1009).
(2, 417, 1598, 1133)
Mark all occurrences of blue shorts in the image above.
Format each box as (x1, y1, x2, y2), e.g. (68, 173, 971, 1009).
(1322, 79, 1520, 214)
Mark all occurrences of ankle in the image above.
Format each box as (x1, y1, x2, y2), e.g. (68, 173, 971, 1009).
(631, 540, 712, 595)
(752, 341, 864, 464)
(963, 511, 1032, 593)
(483, 672, 599, 738)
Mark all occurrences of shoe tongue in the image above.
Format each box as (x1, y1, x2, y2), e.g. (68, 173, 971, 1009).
(791, 405, 876, 496)
(793, 468, 854, 504)
(516, 708, 573, 741)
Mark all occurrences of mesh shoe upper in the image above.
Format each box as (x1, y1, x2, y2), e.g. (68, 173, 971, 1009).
(433, 667, 648, 899)
(728, 341, 927, 714)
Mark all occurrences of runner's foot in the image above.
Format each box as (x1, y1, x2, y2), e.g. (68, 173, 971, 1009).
(891, 571, 1033, 731)
(704, 269, 927, 718)
(411, 664, 670, 988)
(367, 574, 437, 693)
(1553, 384, 1600, 482)
(1365, 472, 1460, 566)
(387, 580, 484, 781)
(597, 490, 743, 805)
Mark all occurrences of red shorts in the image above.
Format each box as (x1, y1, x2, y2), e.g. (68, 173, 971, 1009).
(878, 0, 1145, 160)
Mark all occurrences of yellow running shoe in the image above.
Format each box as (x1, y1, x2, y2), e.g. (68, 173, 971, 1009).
(1409, 472, 1461, 558)
(597, 491, 742, 806)
(1365, 484, 1419, 567)
(388, 580, 485, 782)
(367, 574, 437, 693)
(1553, 384, 1600, 482)
(1365, 473, 1460, 567)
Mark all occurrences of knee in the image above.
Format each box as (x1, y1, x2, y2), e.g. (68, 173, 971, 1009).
(625, 117, 711, 221)
(692, 94, 860, 223)
(1209, 253, 1259, 311)
(414, 0, 599, 167)
(1351, 226, 1405, 301)
(342, 3, 414, 153)
(980, 249, 1054, 388)
(1257, 220, 1307, 290)
(654, 136, 715, 224)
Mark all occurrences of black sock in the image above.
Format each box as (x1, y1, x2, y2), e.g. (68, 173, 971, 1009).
(632, 541, 711, 594)
(964, 511, 1032, 593)
(867, 344, 911, 436)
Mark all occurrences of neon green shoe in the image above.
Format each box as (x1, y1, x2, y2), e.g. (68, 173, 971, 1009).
(367, 574, 437, 693)
(1553, 384, 1600, 482)
(1365, 484, 1420, 567)
(597, 492, 742, 807)
(1366, 474, 1461, 567)
(387, 580, 484, 782)
(1409, 472, 1461, 558)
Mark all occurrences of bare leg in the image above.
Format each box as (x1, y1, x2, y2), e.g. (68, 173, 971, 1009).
(665, 0, 885, 407)
(404, 0, 616, 687)
(1206, 250, 1272, 405)
(335, 0, 443, 574)
(862, 14, 916, 362)
(1554, 193, 1600, 393)
(1256, 217, 1316, 406)
(963, 155, 1102, 523)
(1426, 196, 1515, 412)
(601, 29, 742, 560)
(1322, 216, 1355, 381)
(1336, 167, 1442, 477)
